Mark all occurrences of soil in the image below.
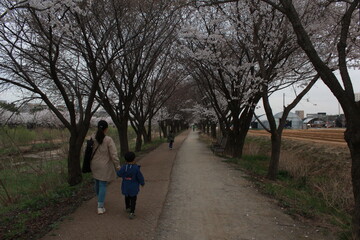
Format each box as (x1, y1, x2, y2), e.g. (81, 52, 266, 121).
(4, 130, 340, 240)
(248, 128, 346, 146)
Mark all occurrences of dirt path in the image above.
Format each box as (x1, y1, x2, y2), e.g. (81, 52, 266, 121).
(154, 131, 335, 240)
(40, 130, 334, 240)
(40, 130, 189, 240)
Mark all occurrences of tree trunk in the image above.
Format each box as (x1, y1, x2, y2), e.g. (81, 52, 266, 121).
(135, 132, 142, 152)
(228, 127, 249, 159)
(117, 121, 129, 157)
(346, 123, 360, 239)
(146, 119, 152, 143)
(211, 123, 217, 139)
(67, 132, 85, 186)
(160, 121, 167, 138)
(230, 106, 256, 159)
(267, 132, 282, 180)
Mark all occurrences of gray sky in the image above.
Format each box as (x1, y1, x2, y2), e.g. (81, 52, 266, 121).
(255, 69, 360, 117)
(1, 70, 359, 117)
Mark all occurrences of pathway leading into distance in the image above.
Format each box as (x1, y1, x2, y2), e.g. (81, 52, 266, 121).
(154, 130, 334, 240)
(40, 130, 334, 240)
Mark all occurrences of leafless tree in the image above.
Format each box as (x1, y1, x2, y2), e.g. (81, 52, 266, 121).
(129, 50, 183, 152)
(96, 0, 183, 156)
(0, 2, 117, 185)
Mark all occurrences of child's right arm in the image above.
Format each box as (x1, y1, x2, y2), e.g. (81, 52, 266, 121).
(136, 167, 145, 186)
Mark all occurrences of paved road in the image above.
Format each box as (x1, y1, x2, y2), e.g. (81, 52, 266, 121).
(154, 130, 335, 240)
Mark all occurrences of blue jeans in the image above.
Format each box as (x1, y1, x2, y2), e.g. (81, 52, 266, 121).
(94, 179, 107, 208)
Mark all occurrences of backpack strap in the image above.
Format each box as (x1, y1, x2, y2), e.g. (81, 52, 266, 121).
(90, 138, 100, 160)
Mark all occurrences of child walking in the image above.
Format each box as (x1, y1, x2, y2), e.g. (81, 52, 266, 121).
(117, 152, 145, 219)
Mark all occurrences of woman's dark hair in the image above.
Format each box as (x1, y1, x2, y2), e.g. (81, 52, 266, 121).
(96, 120, 108, 144)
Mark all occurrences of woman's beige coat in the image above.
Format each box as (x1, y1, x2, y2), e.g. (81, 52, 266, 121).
(91, 135, 120, 182)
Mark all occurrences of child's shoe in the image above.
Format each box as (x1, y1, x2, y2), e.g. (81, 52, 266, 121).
(97, 207, 106, 215)
(129, 213, 135, 219)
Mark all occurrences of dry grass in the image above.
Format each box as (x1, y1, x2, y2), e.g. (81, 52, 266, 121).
(280, 150, 353, 211)
(244, 135, 353, 213)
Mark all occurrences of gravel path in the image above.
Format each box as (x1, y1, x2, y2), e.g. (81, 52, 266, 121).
(154, 130, 335, 240)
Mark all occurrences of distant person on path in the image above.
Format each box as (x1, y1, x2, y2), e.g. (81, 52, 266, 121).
(117, 151, 145, 219)
(167, 130, 175, 149)
(91, 120, 120, 215)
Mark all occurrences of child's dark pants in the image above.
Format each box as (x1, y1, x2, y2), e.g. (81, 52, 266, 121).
(125, 196, 137, 213)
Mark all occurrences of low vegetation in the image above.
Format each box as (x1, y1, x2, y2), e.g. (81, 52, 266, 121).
(0, 125, 165, 240)
(201, 133, 352, 240)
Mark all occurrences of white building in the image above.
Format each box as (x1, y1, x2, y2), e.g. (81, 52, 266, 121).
(253, 112, 303, 130)
(355, 93, 360, 102)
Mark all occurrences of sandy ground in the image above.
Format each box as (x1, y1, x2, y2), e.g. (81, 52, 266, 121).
(40, 130, 335, 240)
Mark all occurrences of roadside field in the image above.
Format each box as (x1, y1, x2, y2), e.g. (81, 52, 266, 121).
(248, 128, 346, 145)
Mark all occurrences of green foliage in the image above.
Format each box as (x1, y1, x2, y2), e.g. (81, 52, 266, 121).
(0, 102, 18, 112)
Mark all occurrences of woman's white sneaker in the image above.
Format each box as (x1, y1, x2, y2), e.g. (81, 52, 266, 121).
(97, 207, 106, 215)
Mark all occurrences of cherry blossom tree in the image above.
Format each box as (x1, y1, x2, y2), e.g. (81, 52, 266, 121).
(224, 0, 321, 180)
(96, 0, 183, 156)
(195, 0, 360, 237)
(158, 80, 194, 134)
(180, 3, 281, 157)
(129, 50, 183, 151)
(0, 1, 116, 185)
(250, 0, 360, 237)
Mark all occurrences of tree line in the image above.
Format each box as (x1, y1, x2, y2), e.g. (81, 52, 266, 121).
(1, 0, 360, 238)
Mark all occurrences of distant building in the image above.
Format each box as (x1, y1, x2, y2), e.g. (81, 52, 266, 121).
(355, 93, 360, 102)
(252, 112, 303, 129)
(295, 110, 304, 119)
(306, 112, 327, 118)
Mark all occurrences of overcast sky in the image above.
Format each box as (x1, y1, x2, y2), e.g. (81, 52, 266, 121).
(1, 69, 359, 117)
(255, 69, 360, 117)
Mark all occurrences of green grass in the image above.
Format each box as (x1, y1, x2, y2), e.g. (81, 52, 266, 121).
(0, 175, 94, 240)
(0, 125, 167, 240)
(0, 126, 69, 148)
(0, 159, 67, 208)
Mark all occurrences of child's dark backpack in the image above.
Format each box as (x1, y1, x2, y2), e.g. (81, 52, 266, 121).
(82, 138, 97, 173)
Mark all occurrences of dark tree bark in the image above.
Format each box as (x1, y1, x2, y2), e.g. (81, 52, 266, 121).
(274, 0, 360, 237)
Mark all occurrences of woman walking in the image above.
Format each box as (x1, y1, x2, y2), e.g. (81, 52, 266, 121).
(91, 120, 120, 214)
(167, 130, 175, 149)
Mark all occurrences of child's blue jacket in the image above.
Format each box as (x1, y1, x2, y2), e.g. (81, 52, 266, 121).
(117, 164, 145, 197)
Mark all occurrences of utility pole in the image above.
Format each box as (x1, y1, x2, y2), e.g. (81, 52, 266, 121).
(283, 93, 285, 110)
